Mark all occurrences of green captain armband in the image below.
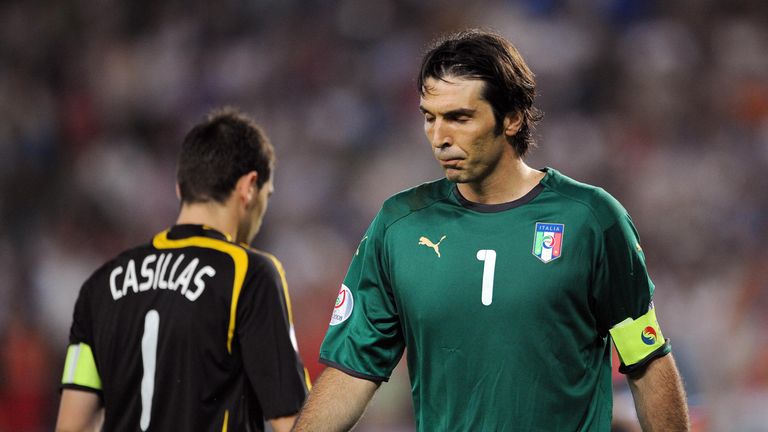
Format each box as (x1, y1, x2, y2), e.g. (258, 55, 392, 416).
(62, 343, 102, 390)
(609, 307, 670, 373)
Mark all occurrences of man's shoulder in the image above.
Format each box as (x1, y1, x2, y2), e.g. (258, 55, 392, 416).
(542, 168, 629, 229)
(77, 241, 155, 298)
(89, 241, 154, 278)
(242, 246, 284, 277)
(378, 178, 453, 226)
(154, 233, 280, 279)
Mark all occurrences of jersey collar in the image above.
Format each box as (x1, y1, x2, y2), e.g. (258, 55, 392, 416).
(166, 224, 232, 242)
(452, 168, 549, 213)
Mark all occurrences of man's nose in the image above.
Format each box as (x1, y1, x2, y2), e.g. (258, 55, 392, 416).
(430, 119, 452, 149)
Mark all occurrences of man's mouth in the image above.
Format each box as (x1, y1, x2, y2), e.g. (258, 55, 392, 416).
(439, 158, 463, 168)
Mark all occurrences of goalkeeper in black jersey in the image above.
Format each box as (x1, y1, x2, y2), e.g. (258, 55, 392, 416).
(56, 108, 309, 432)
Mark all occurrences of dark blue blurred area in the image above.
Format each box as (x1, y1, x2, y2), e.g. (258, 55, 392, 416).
(1, 0, 767, 430)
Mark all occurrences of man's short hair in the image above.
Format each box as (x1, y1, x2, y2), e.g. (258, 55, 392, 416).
(418, 29, 543, 157)
(177, 107, 274, 204)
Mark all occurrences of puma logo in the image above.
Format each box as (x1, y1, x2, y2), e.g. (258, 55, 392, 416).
(419, 235, 447, 257)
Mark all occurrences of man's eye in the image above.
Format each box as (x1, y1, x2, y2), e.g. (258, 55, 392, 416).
(448, 116, 469, 123)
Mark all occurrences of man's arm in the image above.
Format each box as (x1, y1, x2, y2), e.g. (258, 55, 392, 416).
(55, 389, 103, 432)
(627, 353, 689, 431)
(292, 367, 380, 432)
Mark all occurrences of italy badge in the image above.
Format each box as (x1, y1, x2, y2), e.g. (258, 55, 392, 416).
(533, 222, 564, 263)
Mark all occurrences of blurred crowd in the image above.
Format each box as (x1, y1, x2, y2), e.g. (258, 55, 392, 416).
(1, 0, 767, 430)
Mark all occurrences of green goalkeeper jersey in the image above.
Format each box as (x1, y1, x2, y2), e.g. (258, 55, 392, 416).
(320, 168, 671, 431)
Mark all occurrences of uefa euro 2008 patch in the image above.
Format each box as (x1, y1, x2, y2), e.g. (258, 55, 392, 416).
(532, 222, 564, 263)
(329, 284, 354, 326)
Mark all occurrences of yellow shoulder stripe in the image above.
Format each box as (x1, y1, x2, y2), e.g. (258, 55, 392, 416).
(246, 247, 312, 391)
(247, 248, 294, 325)
(221, 409, 229, 432)
(304, 367, 313, 391)
(153, 230, 247, 353)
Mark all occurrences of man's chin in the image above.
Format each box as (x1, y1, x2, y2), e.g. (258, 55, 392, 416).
(443, 170, 466, 183)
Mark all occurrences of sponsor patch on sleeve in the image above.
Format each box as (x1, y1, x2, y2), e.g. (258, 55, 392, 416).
(329, 284, 354, 326)
(609, 307, 666, 367)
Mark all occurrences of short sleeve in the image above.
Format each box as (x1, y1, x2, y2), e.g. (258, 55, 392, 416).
(592, 198, 671, 374)
(61, 280, 103, 393)
(237, 256, 308, 419)
(319, 212, 405, 382)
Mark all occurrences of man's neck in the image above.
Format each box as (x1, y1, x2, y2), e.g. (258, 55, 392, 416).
(456, 158, 545, 205)
(176, 201, 239, 241)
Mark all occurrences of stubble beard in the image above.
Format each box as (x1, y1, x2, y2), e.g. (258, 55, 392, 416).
(443, 165, 476, 184)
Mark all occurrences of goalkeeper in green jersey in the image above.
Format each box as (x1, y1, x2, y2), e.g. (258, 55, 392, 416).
(294, 30, 689, 431)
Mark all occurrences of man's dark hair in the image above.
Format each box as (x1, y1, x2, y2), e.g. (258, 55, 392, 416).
(418, 29, 543, 157)
(177, 107, 275, 204)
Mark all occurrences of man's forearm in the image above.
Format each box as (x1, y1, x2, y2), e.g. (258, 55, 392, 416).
(56, 389, 103, 432)
(292, 367, 380, 432)
(628, 353, 689, 431)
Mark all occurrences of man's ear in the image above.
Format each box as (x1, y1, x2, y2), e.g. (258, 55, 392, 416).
(503, 111, 524, 137)
(236, 171, 259, 205)
(175, 183, 181, 200)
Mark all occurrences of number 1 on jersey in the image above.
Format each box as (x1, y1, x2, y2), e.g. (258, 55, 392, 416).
(476, 250, 496, 306)
(141, 310, 159, 431)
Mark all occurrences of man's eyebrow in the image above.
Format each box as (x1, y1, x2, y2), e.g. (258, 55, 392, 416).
(418, 106, 477, 116)
(444, 108, 476, 117)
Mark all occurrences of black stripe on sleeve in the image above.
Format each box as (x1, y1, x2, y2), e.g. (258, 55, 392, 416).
(60, 383, 104, 397)
(619, 338, 672, 376)
(319, 358, 389, 383)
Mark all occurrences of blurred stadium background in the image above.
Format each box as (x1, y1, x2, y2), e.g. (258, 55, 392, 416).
(1, 0, 767, 430)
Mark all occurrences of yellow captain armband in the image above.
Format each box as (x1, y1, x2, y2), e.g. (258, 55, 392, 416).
(61, 343, 103, 390)
(609, 307, 670, 374)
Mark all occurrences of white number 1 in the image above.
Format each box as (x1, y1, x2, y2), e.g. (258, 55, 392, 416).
(141, 310, 159, 431)
(476, 250, 497, 306)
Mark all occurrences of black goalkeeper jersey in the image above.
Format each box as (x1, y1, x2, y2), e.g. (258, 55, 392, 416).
(61, 224, 309, 431)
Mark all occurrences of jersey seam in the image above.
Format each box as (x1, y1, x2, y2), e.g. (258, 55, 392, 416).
(541, 182, 619, 322)
(382, 188, 454, 234)
(378, 186, 453, 307)
(541, 184, 612, 232)
(540, 183, 627, 266)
